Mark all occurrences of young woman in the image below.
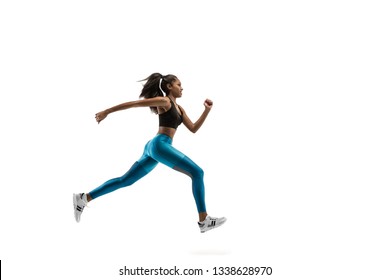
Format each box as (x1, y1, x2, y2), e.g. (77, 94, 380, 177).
(73, 73, 226, 233)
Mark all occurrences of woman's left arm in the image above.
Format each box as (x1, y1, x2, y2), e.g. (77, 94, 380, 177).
(180, 99, 213, 133)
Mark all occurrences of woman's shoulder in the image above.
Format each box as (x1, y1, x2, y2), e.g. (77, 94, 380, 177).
(146, 96, 170, 101)
(155, 96, 172, 114)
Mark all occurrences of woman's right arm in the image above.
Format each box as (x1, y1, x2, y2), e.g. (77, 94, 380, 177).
(95, 97, 169, 123)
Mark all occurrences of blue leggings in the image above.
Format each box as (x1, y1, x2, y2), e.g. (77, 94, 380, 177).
(89, 134, 206, 213)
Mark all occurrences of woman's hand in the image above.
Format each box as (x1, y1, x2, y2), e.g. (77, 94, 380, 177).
(204, 99, 213, 110)
(95, 110, 108, 124)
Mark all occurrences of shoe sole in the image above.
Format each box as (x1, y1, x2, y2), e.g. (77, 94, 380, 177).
(73, 193, 80, 223)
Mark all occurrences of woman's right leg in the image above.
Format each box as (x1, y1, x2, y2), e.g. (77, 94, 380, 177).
(74, 141, 158, 222)
(88, 157, 158, 200)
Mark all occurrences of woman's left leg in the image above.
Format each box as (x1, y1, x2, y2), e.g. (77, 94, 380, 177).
(151, 137, 226, 230)
(149, 135, 207, 216)
(173, 156, 206, 214)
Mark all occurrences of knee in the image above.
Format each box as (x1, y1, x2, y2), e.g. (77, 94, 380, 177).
(193, 165, 204, 180)
(117, 176, 130, 187)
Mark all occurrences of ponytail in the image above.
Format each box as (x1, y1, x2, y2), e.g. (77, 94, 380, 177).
(138, 72, 177, 114)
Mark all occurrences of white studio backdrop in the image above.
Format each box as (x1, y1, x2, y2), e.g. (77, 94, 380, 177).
(1, 0, 389, 279)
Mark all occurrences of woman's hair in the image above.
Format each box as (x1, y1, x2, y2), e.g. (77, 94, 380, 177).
(139, 73, 177, 114)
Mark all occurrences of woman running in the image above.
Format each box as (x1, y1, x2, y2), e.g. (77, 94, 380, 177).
(73, 73, 226, 233)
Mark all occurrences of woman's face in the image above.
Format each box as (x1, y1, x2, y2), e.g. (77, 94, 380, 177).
(168, 79, 183, 98)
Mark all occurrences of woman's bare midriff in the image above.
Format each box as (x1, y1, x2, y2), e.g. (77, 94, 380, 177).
(158, 126, 177, 139)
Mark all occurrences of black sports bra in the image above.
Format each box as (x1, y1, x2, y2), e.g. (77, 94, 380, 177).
(158, 98, 183, 129)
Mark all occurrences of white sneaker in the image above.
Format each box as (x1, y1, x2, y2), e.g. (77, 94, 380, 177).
(198, 215, 227, 233)
(73, 193, 88, 222)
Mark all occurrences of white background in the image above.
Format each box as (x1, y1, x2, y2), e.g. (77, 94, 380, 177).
(1, 0, 389, 279)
